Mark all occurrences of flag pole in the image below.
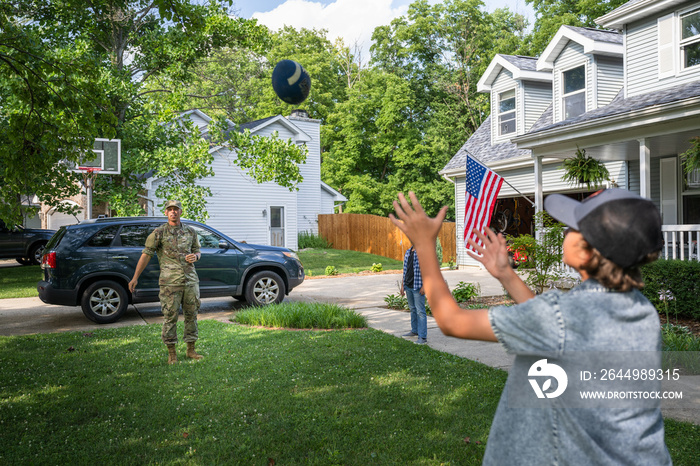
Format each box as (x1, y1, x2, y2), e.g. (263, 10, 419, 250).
(465, 149, 536, 207)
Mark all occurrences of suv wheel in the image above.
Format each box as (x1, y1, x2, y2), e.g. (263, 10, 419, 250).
(81, 280, 128, 324)
(244, 271, 285, 306)
(28, 243, 46, 265)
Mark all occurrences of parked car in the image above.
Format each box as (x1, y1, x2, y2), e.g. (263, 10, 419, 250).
(37, 217, 305, 324)
(0, 220, 56, 265)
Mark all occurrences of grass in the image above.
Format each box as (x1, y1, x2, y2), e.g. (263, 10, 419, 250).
(0, 320, 698, 465)
(298, 248, 403, 277)
(235, 302, 368, 329)
(0, 264, 42, 299)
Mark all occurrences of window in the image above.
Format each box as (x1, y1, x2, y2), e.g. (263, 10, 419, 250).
(86, 225, 119, 247)
(681, 8, 700, 69)
(498, 89, 516, 136)
(119, 224, 156, 247)
(562, 66, 586, 119)
(190, 225, 222, 249)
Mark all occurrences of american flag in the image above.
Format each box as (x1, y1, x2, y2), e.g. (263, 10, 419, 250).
(464, 154, 503, 252)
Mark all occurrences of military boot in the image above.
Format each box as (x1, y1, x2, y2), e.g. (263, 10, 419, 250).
(167, 344, 178, 364)
(186, 342, 203, 360)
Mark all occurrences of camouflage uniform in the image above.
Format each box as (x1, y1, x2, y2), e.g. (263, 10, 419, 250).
(142, 223, 201, 345)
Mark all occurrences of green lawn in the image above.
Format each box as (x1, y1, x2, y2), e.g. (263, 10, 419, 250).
(0, 320, 698, 465)
(0, 264, 42, 299)
(298, 248, 403, 277)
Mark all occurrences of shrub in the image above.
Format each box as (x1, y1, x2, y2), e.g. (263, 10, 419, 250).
(325, 265, 338, 276)
(371, 263, 383, 272)
(452, 281, 480, 302)
(641, 259, 700, 320)
(507, 211, 566, 293)
(298, 231, 332, 249)
(384, 294, 408, 310)
(436, 238, 443, 265)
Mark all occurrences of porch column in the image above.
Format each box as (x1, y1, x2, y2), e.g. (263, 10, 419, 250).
(534, 155, 544, 240)
(639, 138, 651, 198)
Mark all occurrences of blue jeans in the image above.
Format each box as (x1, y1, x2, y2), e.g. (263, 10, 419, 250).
(405, 287, 427, 339)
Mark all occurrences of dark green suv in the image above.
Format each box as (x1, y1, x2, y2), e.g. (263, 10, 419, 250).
(0, 220, 56, 265)
(38, 217, 304, 323)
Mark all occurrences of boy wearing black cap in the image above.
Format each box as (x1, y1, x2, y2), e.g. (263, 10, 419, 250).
(390, 189, 671, 465)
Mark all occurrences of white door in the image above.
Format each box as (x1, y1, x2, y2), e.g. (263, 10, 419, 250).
(269, 206, 285, 247)
(49, 208, 82, 229)
(659, 158, 678, 224)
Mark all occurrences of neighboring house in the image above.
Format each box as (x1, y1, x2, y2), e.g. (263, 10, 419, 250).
(441, 0, 700, 268)
(145, 109, 346, 250)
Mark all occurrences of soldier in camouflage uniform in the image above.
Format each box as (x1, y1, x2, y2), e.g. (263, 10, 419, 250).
(129, 200, 203, 364)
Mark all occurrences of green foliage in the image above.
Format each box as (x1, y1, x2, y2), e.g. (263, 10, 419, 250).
(680, 136, 700, 175)
(298, 231, 332, 249)
(508, 212, 566, 293)
(452, 281, 481, 303)
(561, 147, 610, 190)
(325, 265, 338, 276)
(371, 263, 383, 272)
(384, 293, 408, 310)
(234, 302, 367, 329)
(436, 238, 443, 265)
(641, 259, 700, 320)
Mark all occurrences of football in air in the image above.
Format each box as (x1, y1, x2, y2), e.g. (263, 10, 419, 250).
(271, 60, 311, 105)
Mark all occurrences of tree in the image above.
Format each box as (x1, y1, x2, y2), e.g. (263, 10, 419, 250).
(0, 1, 116, 224)
(525, 0, 628, 55)
(1, 0, 307, 224)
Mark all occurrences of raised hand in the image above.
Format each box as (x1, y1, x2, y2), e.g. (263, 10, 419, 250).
(466, 227, 511, 280)
(389, 192, 449, 251)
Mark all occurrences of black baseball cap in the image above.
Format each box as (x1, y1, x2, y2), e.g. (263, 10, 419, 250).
(544, 189, 663, 268)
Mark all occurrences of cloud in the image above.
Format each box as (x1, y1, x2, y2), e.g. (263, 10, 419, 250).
(252, 0, 409, 61)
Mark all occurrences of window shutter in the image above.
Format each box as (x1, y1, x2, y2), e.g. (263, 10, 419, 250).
(658, 13, 675, 78)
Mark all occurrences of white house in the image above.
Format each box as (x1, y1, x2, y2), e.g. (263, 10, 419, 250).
(441, 0, 700, 267)
(145, 109, 346, 250)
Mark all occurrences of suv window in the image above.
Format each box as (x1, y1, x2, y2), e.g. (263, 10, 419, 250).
(86, 225, 120, 247)
(190, 224, 222, 248)
(119, 224, 158, 247)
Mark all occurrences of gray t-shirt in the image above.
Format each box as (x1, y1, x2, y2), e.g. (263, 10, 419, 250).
(485, 279, 672, 465)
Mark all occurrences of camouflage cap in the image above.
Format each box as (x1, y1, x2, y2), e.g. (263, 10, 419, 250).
(162, 200, 182, 211)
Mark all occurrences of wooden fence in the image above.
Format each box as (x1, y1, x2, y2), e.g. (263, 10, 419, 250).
(318, 213, 456, 263)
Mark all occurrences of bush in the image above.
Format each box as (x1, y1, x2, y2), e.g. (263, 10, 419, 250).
(436, 238, 443, 265)
(641, 259, 700, 320)
(507, 211, 566, 293)
(371, 263, 383, 272)
(298, 231, 332, 249)
(325, 265, 338, 276)
(452, 281, 480, 302)
(384, 294, 407, 310)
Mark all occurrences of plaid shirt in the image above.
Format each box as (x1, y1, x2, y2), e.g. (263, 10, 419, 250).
(402, 247, 423, 290)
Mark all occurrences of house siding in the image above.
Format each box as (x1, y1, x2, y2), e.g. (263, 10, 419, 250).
(523, 81, 552, 132)
(491, 69, 518, 144)
(626, 4, 700, 97)
(595, 55, 624, 107)
(553, 42, 591, 122)
(288, 116, 322, 235)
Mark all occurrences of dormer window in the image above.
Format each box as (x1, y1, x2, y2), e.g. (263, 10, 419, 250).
(681, 8, 700, 69)
(562, 65, 586, 119)
(498, 89, 516, 136)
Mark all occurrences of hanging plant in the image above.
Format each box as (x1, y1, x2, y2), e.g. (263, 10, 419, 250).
(681, 136, 700, 175)
(561, 147, 610, 190)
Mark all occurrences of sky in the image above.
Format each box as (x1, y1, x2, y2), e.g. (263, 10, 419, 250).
(232, 0, 534, 61)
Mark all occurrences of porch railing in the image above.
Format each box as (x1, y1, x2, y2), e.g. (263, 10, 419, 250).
(661, 225, 700, 261)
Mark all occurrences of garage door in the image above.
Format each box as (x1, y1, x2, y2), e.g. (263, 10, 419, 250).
(48, 208, 83, 229)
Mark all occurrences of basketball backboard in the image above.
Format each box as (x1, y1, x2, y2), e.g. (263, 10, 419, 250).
(72, 139, 121, 175)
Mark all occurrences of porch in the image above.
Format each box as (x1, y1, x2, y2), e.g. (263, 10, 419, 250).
(662, 225, 700, 261)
